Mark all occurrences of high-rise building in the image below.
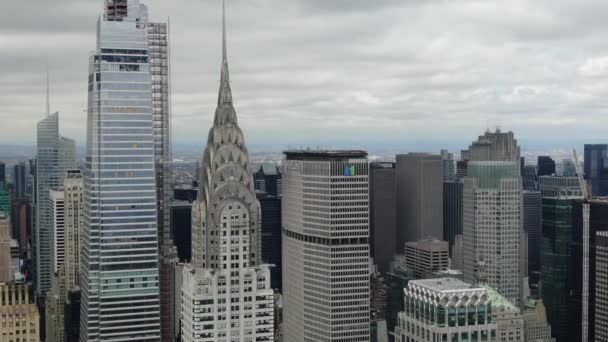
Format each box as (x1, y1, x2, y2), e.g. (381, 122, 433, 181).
(49, 189, 64, 274)
(170, 201, 192, 262)
(584, 144, 608, 196)
(395, 278, 498, 342)
(561, 158, 577, 177)
(522, 165, 538, 190)
(369, 162, 397, 273)
(80, 1, 162, 339)
(443, 181, 462, 254)
(596, 231, 608, 342)
(396, 153, 443, 247)
(0, 283, 40, 341)
(484, 285, 524, 342)
(523, 190, 542, 291)
(64, 287, 81, 342)
(257, 191, 282, 290)
(537, 156, 556, 176)
(35, 112, 75, 296)
(13, 162, 27, 200)
(254, 162, 282, 197)
(462, 130, 523, 306)
(282, 150, 370, 341)
(539, 175, 581, 197)
(46, 170, 83, 342)
(404, 238, 449, 279)
(0, 161, 5, 187)
(0, 213, 12, 282)
(0, 185, 11, 220)
(12, 199, 31, 257)
(441, 149, 455, 182)
(522, 300, 556, 342)
(180, 6, 275, 341)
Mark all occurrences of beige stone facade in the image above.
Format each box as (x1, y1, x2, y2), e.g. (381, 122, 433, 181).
(0, 283, 40, 342)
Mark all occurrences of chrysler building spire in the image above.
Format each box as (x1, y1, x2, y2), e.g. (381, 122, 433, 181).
(217, 0, 233, 108)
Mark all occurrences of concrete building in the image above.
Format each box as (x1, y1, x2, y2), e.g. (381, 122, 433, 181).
(0, 214, 12, 282)
(395, 278, 498, 342)
(396, 153, 443, 248)
(462, 130, 523, 306)
(369, 162, 397, 273)
(404, 238, 449, 279)
(596, 231, 608, 342)
(180, 6, 275, 341)
(0, 283, 39, 342)
(282, 150, 370, 341)
(48, 189, 64, 274)
(523, 299, 555, 342)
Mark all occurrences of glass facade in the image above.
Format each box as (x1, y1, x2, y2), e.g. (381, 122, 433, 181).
(80, 1, 161, 340)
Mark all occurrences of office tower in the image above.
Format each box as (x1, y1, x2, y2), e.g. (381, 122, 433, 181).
(462, 130, 523, 306)
(0, 283, 40, 341)
(282, 150, 370, 341)
(484, 285, 524, 342)
(396, 153, 443, 247)
(596, 231, 608, 342)
(148, 19, 178, 342)
(584, 144, 608, 196)
(254, 162, 282, 196)
(441, 149, 455, 182)
(64, 287, 81, 342)
(45, 170, 83, 342)
(173, 185, 197, 202)
(386, 261, 415, 335)
(537, 156, 556, 176)
(170, 201, 192, 262)
(539, 175, 581, 197)
(395, 278, 497, 342)
(0, 213, 12, 282)
(13, 200, 31, 257)
(561, 159, 577, 177)
(180, 6, 275, 341)
(35, 112, 75, 296)
(80, 1, 162, 339)
(523, 190, 541, 291)
(257, 191, 282, 290)
(404, 238, 449, 278)
(522, 165, 538, 190)
(456, 159, 468, 180)
(49, 189, 64, 274)
(443, 181, 462, 254)
(0, 161, 5, 187)
(522, 300, 556, 342)
(369, 162, 397, 273)
(0, 188, 10, 221)
(13, 162, 27, 200)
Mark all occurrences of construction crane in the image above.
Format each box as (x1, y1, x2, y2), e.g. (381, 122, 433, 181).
(573, 148, 589, 342)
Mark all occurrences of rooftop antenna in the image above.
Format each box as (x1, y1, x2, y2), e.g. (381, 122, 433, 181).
(46, 66, 50, 116)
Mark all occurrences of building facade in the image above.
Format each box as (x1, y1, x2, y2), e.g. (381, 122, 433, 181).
(537, 156, 556, 177)
(596, 231, 608, 342)
(282, 150, 370, 341)
(13, 162, 27, 200)
(523, 299, 555, 342)
(523, 190, 542, 290)
(395, 278, 498, 342)
(80, 1, 162, 339)
(539, 176, 581, 198)
(404, 238, 449, 279)
(462, 130, 523, 306)
(254, 162, 282, 197)
(49, 189, 64, 274)
(179, 6, 274, 341)
(443, 181, 463, 255)
(0, 283, 39, 342)
(35, 113, 75, 296)
(584, 144, 608, 196)
(257, 191, 282, 290)
(441, 149, 455, 182)
(369, 162, 397, 273)
(396, 153, 443, 247)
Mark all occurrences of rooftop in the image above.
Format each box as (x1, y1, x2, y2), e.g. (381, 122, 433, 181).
(411, 277, 480, 292)
(284, 150, 368, 161)
(482, 285, 518, 311)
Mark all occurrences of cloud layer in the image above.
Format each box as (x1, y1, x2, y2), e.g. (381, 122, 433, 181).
(1, 0, 608, 150)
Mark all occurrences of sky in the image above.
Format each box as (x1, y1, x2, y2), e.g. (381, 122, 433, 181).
(2, 0, 608, 151)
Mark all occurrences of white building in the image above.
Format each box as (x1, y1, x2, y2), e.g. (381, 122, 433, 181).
(180, 4, 274, 342)
(395, 278, 498, 342)
(282, 150, 370, 341)
(49, 189, 64, 274)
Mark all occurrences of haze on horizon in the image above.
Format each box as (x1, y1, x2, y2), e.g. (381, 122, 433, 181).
(2, 0, 608, 149)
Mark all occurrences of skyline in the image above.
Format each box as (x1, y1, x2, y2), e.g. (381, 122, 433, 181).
(3, 0, 608, 147)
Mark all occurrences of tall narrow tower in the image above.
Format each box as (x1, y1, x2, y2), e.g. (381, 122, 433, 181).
(180, 3, 275, 341)
(80, 1, 161, 340)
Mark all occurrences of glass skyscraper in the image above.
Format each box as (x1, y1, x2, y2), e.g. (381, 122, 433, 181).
(80, 1, 161, 340)
(584, 144, 608, 196)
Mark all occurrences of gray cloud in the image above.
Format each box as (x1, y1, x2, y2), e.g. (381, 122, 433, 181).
(1, 0, 608, 150)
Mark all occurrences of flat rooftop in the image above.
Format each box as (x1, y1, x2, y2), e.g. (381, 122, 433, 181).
(284, 150, 367, 160)
(411, 277, 479, 292)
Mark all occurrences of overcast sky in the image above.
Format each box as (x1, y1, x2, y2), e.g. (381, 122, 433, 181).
(2, 0, 608, 150)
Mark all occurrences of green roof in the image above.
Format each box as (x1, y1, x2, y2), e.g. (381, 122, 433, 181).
(482, 285, 518, 311)
(260, 162, 278, 175)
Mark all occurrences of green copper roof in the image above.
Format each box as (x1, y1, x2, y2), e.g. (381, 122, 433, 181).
(482, 285, 518, 311)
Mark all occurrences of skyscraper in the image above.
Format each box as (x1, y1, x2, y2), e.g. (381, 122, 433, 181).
(254, 162, 282, 197)
(462, 130, 523, 305)
(179, 5, 275, 341)
(257, 191, 282, 290)
(49, 189, 64, 274)
(522, 165, 538, 190)
(35, 112, 75, 297)
(80, 1, 162, 339)
(441, 149, 455, 182)
(596, 231, 608, 342)
(0, 161, 5, 187)
(584, 144, 608, 196)
(282, 150, 370, 341)
(396, 153, 443, 247)
(369, 162, 397, 273)
(522, 190, 541, 291)
(403, 238, 449, 278)
(13, 162, 27, 200)
(443, 181, 463, 254)
(537, 156, 556, 177)
(539, 175, 581, 197)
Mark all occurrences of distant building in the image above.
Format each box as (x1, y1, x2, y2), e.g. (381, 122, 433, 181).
(443, 181, 462, 254)
(584, 144, 608, 196)
(523, 190, 542, 292)
(539, 176, 581, 198)
(441, 149, 455, 182)
(404, 238, 449, 279)
(12, 200, 31, 258)
(13, 162, 27, 200)
(537, 156, 556, 176)
(0, 283, 40, 341)
(64, 287, 80, 342)
(523, 299, 556, 342)
(254, 162, 282, 196)
(596, 231, 608, 342)
(173, 185, 197, 202)
(396, 153, 443, 247)
(561, 159, 577, 177)
(456, 159, 468, 180)
(257, 191, 282, 290)
(0, 161, 5, 187)
(49, 189, 64, 274)
(522, 165, 538, 190)
(370, 162, 397, 273)
(395, 278, 498, 342)
(0, 214, 12, 282)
